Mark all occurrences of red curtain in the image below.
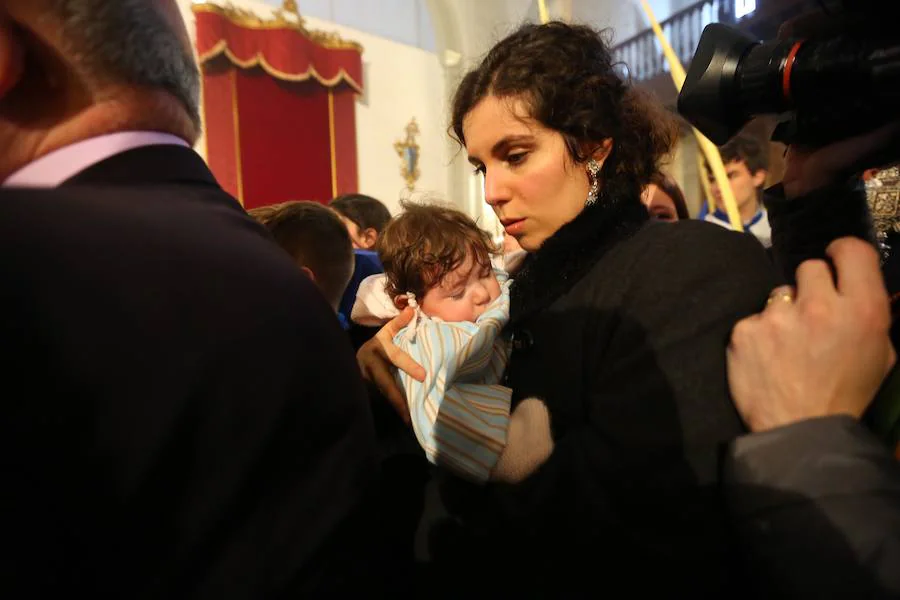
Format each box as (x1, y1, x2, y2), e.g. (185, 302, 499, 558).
(332, 87, 358, 197)
(194, 4, 361, 209)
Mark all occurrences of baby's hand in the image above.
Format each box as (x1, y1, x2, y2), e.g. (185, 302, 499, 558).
(356, 307, 425, 424)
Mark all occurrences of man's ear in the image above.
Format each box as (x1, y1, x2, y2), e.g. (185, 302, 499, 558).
(360, 228, 378, 250)
(752, 168, 768, 189)
(299, 265, 317, 283)
(0, 19, 25, 101)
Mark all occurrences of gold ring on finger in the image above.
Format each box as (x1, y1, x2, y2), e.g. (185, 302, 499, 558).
(767, 291, 795, 306)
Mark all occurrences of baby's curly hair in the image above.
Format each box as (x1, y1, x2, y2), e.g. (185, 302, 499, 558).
(377, 202, 498, 303)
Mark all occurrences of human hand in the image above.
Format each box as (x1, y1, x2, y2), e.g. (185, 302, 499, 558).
(782, 122, 900, 200)
(728, 237, 896, 432)
(356, 307, 425, 423)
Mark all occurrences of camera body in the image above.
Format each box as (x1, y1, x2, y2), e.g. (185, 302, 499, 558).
(678, 0, 900, 146)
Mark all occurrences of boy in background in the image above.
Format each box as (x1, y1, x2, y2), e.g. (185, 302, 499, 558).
(330, 194, 393, 344)
(250, 201, 355, 316)
(705, 134, 772, 247)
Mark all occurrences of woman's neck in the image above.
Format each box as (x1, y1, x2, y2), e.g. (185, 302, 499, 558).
(510, 196, 648, 324)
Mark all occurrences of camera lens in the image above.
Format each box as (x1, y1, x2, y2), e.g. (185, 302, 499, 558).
(734, 40, 795, 116)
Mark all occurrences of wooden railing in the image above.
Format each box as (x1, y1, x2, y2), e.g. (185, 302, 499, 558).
(612, 0, 736, 82)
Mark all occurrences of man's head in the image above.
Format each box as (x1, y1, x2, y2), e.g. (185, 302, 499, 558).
(0, 0, 200, 180)
(251, 201, 355, 313)
(708, 134, 769, 216)
(329, 194, 392, 250)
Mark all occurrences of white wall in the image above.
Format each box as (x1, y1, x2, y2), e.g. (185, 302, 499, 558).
(176, 0, 450, 217)
(258, 0, 437, 52)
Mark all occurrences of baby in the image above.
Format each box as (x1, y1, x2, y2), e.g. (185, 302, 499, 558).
(352, 203, 552, 484)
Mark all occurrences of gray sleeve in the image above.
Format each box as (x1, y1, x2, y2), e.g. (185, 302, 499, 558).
(724, 416, 900, 598)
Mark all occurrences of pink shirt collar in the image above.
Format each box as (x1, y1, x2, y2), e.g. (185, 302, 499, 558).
(2, 131, 190, 188)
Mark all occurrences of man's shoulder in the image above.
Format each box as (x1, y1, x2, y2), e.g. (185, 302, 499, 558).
(0, 183, 320, 313)
(0, 183, 252, 252)
(0, 180, 239, 216)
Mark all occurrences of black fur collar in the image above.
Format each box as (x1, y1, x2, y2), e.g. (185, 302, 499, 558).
(509, 193, 648, 326)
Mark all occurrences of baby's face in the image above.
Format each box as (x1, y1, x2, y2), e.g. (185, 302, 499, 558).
(420, 253, 501, 322)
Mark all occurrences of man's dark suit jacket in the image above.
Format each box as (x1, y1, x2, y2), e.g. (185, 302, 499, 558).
(0, 145, 383, 598)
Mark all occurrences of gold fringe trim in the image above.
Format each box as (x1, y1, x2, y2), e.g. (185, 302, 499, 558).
(192, 2, 364, 52)
(198, 42, 362, 93)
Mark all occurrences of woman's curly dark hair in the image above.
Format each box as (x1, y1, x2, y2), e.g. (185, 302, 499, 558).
(451, 21, 678, 205)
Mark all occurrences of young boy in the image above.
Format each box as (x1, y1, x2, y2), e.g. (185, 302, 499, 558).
(705, 134, 772, 247)
(330, 194, 392, 336)
(249, 201, 355, 315)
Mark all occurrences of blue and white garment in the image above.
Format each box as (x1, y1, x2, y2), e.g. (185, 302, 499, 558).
(351, 271, 512, 483)
(395, 274, 512, 483)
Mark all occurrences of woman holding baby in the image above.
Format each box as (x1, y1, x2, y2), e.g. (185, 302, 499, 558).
(360, 21, 776, 597)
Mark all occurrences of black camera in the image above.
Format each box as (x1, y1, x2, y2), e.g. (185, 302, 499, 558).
(678, 0, 900, 146)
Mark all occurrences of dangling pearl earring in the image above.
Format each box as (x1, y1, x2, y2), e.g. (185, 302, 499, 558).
(585, 159, 601, 206)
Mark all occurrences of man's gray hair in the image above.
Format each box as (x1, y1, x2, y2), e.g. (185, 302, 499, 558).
(51, 0, 201, 130)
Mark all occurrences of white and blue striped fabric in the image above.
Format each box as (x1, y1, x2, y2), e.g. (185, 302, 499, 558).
(395, 275, 512, 483)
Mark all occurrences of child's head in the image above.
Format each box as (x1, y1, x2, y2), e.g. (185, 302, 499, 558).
(378, 202, 501, 323)
(329, 194, 392, 250)
(252, 201, 355, 313)
(707, 134, 770, 213)
(247, 202, 288, 227)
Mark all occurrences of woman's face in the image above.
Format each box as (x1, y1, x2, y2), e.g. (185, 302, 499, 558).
(463, 95, 591, 251)
(641, 183, 679, 222)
